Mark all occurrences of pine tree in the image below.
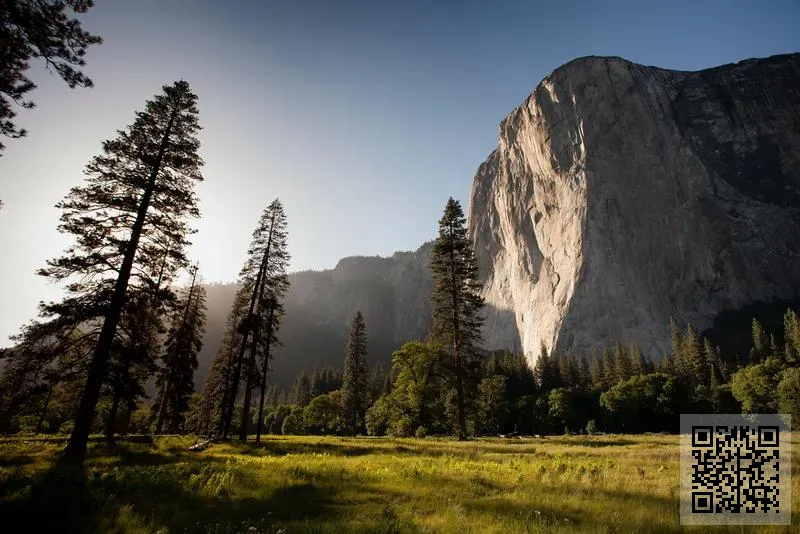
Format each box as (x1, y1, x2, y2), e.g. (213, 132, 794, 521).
(309, 364, 322, 398)
(222, 199, 290, 441)
(153, 265, 207, 434)
(784, 309, 800, 364)
(0, 0, 102, 152)
(251, 200, 290, 443)
(291, 370, 311, 407)
(630, 344, 651, 375)
(576, 356, 592, 392)
(430, 197, 484, 440)
(342, 311, 368, 435)
(750, 319, 769, 364)
(534, 344, 562, 393)
(35, 81, 203, 464)
(601, 349, 616, 390)
(614, 342, 633, 382)
(199, 286, 249, 436)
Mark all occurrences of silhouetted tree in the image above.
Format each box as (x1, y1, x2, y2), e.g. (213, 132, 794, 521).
(198, 286, 248, 436)
(153, 265, 207, 434)
(342, 311, 368, 434)
(54, 80, 203, 464)
(0, 0, 102, 152)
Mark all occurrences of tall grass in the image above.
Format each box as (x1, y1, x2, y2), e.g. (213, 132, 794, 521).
(0, 434, 797, 533)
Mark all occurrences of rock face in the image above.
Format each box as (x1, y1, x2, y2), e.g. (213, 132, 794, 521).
(469, 53, 800, 363)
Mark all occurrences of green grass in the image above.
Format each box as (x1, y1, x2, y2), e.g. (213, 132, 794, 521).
(0, 434, 798, 533)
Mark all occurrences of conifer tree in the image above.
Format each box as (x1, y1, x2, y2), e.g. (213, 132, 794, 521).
(103, 290, 161, 444)
(342, 311, 368, 434)
(247, 200, 290, 443)
(291, 370, 311, 407)
(200, 286, 249, 436)
(576, 356, 592, 392)
(750, 319, 769, 364)
(784, 309, 800, 364)
(220, 200, 290, 440)
(52, 80, 203, 464)
(0, 0, 102, 152)
(430, 197, 484, 440)
(534, 344, 559, 393)
(309, 364, 322, 398)
(614, 342, 633, 382)
(153, 265, 207, 434)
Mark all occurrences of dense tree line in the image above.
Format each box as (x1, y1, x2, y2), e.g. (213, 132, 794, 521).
(245, 309, 800, 438)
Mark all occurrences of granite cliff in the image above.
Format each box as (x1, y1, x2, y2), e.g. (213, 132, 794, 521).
(470, 53, 800, 362)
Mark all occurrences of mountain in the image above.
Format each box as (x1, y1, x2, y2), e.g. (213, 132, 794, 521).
(198, 53, 800, 386)
(198, 243, 437, 389)
(470, 53, 800, 362)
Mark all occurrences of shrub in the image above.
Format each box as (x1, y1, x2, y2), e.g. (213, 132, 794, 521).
(365, 394, 393, 436)
(586, 419, 598, 435)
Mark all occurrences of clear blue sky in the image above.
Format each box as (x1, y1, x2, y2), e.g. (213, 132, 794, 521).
(0, 0, 798, 345)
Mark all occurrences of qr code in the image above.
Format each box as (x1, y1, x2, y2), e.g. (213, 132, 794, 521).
(680, 414, 792, 526)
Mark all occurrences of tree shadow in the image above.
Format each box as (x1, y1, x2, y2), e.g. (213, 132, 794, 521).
(0, 442, 385, 533)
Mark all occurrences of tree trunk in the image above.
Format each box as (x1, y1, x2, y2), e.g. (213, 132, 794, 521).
(255, 301, 276, 443)
(221, 258, 265, 439)
(35, 385, 53, 434)
(155, 266, 197, 435)
(239, 376, 253, 441)
(154, 383, 171, 434)
(62, 105, 178, 466)
(448, 224, 467, 440)
(105, 386, 121, 447)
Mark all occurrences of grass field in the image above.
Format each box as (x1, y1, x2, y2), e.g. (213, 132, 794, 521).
(0, 434, 798, 533)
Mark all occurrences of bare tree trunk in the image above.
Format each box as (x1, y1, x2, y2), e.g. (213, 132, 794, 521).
(255, 301, 276, 443)
(448, 222, 467, 441)
(62, 106, 178, 466)
(35, 384, 53, 434)
(105, 386, 121, 447)
(226, 213, 275, 440)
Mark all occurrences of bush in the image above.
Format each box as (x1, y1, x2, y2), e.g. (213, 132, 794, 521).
(282, 407, 306, 435)
(365, 394, 393, 436)
(415, 426, 427, 438)
(304, 391, 344, 435)
(586, 419, 598, 435)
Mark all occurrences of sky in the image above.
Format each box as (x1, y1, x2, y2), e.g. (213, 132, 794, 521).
(0, 0, 798, 346)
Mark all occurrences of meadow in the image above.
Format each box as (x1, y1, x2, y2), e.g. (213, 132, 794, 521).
(0, 434, 797, 533)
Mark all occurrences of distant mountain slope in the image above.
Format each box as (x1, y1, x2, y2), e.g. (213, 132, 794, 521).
(197, 242, 436, 389)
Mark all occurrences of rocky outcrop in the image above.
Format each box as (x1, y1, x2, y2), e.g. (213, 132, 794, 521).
(469, 53, 800, 363)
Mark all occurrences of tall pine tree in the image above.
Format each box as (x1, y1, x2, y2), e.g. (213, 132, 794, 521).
(153, 265, 207, 434)
(53, 80, 203, 464)
(198, 286, 249, 436)
(342, 311, 368, 435)
(430, 197, 484, 440)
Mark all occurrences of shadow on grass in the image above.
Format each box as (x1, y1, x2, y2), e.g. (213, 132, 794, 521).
(0, 441, 383, 534)
(462, 486, 680, 533)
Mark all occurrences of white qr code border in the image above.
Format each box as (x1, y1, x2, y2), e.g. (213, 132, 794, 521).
(680, 414, 792, 526)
